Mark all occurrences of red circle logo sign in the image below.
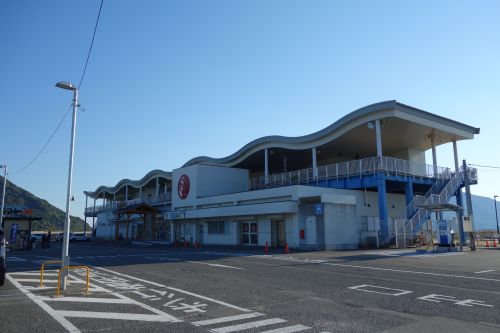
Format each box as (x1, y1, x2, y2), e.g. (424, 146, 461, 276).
(177, 174, 190, 200)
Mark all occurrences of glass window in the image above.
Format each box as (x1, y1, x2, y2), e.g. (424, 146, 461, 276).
(208, 221, 225, 234)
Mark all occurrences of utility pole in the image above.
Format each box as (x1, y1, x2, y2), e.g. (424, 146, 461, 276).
(0, 165, 7, 229)
(463, 160, 476, 251)
(494, 195, 499, 238)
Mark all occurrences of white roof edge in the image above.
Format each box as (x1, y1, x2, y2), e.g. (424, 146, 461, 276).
(183, 100, 480, 168)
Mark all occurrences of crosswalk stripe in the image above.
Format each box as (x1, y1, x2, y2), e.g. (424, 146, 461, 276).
(192, 312, 264, 326)
(210, 318, 287, 333)
(259, 324, 312, 333)
(5, 274, 81, 332)
(56, 310, 177, 322)
(38, 296, 134, 304)
(10, 272, 58, 276)
(13, 278, 83, 284)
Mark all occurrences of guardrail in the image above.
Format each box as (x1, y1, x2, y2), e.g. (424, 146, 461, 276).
(250, 156, 452, 190)
(39, 260, 62, 287)
(56, 265, 91, 297)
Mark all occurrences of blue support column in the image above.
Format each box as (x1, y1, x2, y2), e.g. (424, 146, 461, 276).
(404, 179, 414, 219)
(377, 174, 389, 245)
(456, 187, 466, 243)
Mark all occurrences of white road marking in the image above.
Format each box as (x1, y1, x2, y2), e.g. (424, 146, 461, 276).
(7, 257, 27, 262)
(94, 266, 252, 312)
(323, 262, 500, 283)
(210, 318, 287, 333)
(260, 325, 312, 333)
(348, 284, 413, 296)
(9, 270, 181, 325)
(10, 272, 58, 276)
(363, 251, 466, 258)
(187, 261, 245, 270)
(38, 296, 134, 304)
(413, 252, 465, 258)
(25, 286, 57, 291)
(475, 270, 495, 274)
(6, 274, 81, 332)
(260, 255, 500, 283)
(193, 312, 265, 326)
(56, 310, 176, 322)
(144, 256, 180, 261)
(14, 278, 83, 284)
(417, 294, 493, 307)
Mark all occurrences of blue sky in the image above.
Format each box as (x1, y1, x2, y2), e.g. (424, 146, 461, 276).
(1, 0, 499, 223)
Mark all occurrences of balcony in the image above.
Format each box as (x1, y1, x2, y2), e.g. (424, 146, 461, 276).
(249, 156, 455, 191)
(85, 193, 172, 215)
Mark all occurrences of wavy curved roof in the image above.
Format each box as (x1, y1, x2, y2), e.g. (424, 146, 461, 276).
(183, 100, 479, 168)
(84, 169, 171, 198)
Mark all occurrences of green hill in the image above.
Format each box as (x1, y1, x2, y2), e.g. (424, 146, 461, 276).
(0, 176, 86, 232)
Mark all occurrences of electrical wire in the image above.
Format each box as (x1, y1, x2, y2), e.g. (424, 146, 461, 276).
(78, 0, 104, 89)
(10, 105, 73, 175)
(9, 1, 104, 175)
(469, 164, 500, 169)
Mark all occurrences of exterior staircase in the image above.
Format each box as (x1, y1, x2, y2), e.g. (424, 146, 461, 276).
(393, 169, 465, 248)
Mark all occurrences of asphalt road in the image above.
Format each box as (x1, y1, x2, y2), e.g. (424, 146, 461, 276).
(1, 241, 500, 332)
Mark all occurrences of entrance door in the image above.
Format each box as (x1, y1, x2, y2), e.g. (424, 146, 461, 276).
(240, 221, 258, 245)
(306, 216, 316, 245)
(271, 220, 286, 247)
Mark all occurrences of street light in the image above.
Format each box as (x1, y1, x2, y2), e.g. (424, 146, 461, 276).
(0, 165, 7, 230)
(494, 195, 499, 238)
(56, 81, 79, 290)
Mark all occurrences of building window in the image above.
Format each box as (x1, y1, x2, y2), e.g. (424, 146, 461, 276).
(208, 221, 225, 234)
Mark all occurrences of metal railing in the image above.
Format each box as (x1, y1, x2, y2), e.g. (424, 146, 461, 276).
(393, 168, 476, 248)
(250, 156, 452, 190)
(39, 260, 62, 287)
(85, 193, 172, 214)
(56, 266, 91, 297)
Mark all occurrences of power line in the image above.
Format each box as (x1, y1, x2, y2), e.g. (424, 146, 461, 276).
(10, 1, 104, 176)
(78, 0, 104, 89)
(469, 163, 500, 169)
(10, 105, 73, 175)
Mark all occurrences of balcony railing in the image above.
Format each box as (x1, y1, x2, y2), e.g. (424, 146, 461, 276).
(249, 156, 452, 191)
(84, 193, 172, 214)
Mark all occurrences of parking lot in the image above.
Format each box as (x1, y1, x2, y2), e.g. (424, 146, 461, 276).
(1, 242, 500, 332)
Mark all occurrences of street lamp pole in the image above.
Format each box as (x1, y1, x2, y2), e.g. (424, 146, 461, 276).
(56, 81, 79, 290)
(494, 195, 499, 237)
(0, 165, 7, 230)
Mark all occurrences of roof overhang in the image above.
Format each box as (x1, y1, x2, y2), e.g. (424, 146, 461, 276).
(183, 100, 479, 168)
(84, 169, 172, 199)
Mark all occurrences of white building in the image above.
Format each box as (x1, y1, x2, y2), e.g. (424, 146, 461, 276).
(85, 101, 479, 250)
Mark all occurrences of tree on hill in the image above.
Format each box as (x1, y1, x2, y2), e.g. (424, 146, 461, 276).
(0, 176, 86, 231)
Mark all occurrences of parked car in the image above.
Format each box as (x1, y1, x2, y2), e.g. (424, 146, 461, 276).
(31, 233, 43, 243)
(1, 229, 6, 286)
(70, 233, 90, 242)
(56, 233, 64, 242)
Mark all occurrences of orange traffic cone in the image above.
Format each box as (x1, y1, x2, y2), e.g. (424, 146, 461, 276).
(284, 242, 290, 254)
(264, 241, 269, 253)
(486, 240, 489, 247)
